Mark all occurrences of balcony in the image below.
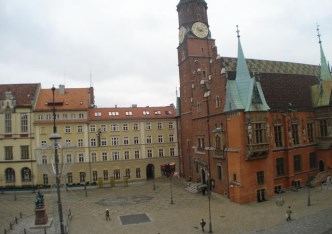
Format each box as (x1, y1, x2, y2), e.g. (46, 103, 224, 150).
(246, 143, 269, 160)
(213, 149, 226, 160)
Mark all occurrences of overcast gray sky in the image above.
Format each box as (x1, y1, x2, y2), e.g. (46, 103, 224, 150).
(1, 0, 331, 107)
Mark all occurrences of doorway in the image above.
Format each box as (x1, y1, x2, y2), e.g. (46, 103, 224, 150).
(146, 164, 154, 180)
(319, 160, 325, 172)
(257, 189, 266, 202)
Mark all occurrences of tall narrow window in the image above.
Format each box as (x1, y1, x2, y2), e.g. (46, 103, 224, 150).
(134, 150, 140, 159)
(319, 119, 328, 137)
(217, 165, 222, 180)
(78, 153, 84, 162)
(124, 151, 130, 160)
(67, 173, 73, 183)
(276, 157, 285, 177)
(309, 152, 317, 169)
(292, 123, 299, 145)
(79, 172, 86, 182)
(93, 171, 98, 181)
(254, 123, 264, 144)
(20, 145, 29, 159)
(147, 149, 153, 158)
(5, 112, 12, 133)
(114, 169, 120, 179)
(215, 135, 221, 150)
(256, 171, 264, 184)
(5, 146, 13, 160)
(125, 169, 131, 178)
(103, 170, 109, 180)
(43, 174, 49, 185)
(274, 125, 283, 147)
(5, 168, 15, 182)
(170, 148, 175, 156)
(307, 123, 314, 143)
(21, 113, 28, 133)
(293, 155, 302, 173)
(136, 168, 141, 178)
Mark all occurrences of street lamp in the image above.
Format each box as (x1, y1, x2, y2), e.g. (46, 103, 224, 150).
(50, 86, 65, 234)
(202, 79, 213, 233)
(307, 173, 311, 206)
(153, 166, 156, 191)
(162, 163, 175, 204)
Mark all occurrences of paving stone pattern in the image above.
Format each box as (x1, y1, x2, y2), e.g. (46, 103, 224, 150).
(1, 178, 332, 234)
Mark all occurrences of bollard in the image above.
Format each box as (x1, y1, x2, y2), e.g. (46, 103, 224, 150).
(4, 228, 7, 234)
(24, 228, 26, 234)
(20, 212, 22, 218)
(10, 223, 12, 230)
(15, 217, 18, 224)
(44, 227, 47, 234)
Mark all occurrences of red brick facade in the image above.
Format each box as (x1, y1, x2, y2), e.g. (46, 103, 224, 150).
(177, 0, 332, 203)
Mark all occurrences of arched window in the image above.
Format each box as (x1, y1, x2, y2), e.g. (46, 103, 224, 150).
(21, 167, 31, 182)
(5, 168, 15, 182)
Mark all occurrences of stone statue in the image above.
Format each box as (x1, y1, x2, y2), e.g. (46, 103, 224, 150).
(35, 190, 45, 209)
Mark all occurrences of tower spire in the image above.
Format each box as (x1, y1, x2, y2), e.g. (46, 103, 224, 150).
(317, 24, 332, 81)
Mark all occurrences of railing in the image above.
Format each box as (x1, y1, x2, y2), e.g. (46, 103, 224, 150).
(310, 168, 332, 187)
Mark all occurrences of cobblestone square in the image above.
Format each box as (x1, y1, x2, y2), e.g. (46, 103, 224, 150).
(1, 178, 332, 234)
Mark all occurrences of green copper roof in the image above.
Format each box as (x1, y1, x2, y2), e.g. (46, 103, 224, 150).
(224, 27, 269, 112)
(319, 42, 332, 81)
(311, 26, 332, 108)
(235, 33, 252, 110)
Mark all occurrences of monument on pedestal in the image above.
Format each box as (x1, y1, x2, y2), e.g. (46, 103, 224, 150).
(34, 190, 48, 225)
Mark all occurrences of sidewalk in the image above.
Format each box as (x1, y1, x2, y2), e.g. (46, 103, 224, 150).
(1, 178, 332, 234)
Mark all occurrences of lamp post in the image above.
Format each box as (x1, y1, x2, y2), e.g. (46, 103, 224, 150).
(84, 173, 88, 197)
(163, 163, 175, 204)
(202, 80, 213, 233)
(153, 166, 156, 191)
(50, 86, 65, 234)
(307, 173, 311, 206)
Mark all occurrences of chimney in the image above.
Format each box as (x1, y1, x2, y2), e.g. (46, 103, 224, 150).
(58, 84, 65, 95)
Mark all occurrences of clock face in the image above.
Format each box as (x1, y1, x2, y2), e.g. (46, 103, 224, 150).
(191, 22, 208, 38)
(179, 26, 186, 43)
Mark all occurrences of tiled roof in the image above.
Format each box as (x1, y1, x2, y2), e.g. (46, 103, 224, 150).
(0, 83, 40, 107)
(220, 57, 319, 76)
(221, 57, 320, 111)
(35, 86, 94, 111)
(89, 106, 176, 121)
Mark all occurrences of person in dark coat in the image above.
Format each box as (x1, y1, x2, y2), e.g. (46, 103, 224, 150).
(106, 209, 110, 220)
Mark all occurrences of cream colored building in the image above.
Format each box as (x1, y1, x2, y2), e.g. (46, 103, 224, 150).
(83, 106, 179, 187)
(33, 85, 94, 187)
(0, 84, 41, 189)
(1, 84, 179, 188)
(33, 85, 179, 187)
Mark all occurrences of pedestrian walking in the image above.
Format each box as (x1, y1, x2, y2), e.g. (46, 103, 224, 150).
(286, 206, 293, 221)
(106, 209, 110, 221)
(200, 218, 206, 232)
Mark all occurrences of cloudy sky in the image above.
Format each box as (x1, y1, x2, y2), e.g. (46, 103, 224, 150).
(1, 0, 331, 107)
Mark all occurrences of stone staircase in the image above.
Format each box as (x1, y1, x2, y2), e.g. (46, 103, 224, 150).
(185, 182, 202, 194)
(310, 169, 332, 187)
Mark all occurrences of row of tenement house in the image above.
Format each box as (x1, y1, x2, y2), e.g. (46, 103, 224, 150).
(0, 83, 179, 189)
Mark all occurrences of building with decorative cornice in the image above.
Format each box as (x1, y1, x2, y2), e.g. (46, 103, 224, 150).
(0, 83, 41, 188)
(86, 106, 179, 187)
(176, 0, 332, 203)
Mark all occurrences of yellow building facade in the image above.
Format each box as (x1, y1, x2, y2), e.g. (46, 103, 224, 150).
(0, 84, 41, 189)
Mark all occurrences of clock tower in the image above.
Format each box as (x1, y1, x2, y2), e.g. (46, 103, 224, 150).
(176, 0, 222, 180)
